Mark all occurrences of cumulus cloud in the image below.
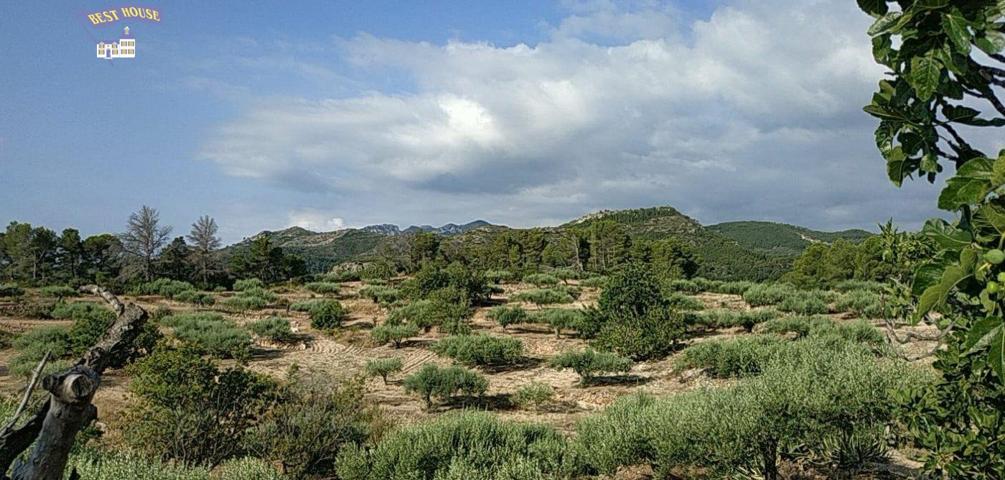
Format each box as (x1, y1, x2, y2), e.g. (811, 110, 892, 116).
(200, 0, 944, 231)
(287, 210, 348, 232)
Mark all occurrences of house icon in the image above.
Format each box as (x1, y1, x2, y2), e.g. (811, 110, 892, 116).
(96, 26, 135, 60)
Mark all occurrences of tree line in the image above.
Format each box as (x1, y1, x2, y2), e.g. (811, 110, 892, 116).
(0, 206, 305, 290)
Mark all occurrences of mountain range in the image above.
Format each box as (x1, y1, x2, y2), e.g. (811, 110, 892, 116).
(226, 206, 872, 279)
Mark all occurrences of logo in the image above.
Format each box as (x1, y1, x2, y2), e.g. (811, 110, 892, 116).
(96, 26, 136, 60)
(86, 7, 161, 61)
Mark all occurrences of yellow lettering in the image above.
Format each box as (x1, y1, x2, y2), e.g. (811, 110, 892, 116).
(152, 10, 160, 21)
(109, 10, 120, 21)
(129, 7, 140, 17)
(87, 13, 102, 25)
(120, 7, 129, 18)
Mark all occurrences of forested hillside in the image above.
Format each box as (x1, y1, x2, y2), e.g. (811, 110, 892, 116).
(708, 221, 872, 256)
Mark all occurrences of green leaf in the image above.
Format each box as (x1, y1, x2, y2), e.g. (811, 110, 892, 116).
(908, 53, 942, 101)
(974, 204, 1005, 235)
(868, 12, 905, 36)
(942, 104, 980, 122)
(991, 327, 1005, 380)
(922, 218, 973, 251)
(912, 0, 949, 9)
(857, 0, 888, 16)
(938, 157, 994, 209)
(913, 262, 947, 296)
(976, 31, 1005, 55)
(964, 317, 1002, 353)
(942, 10, 972, 53)
(884, 146, 909, 186)
(914, 248, 977, 321)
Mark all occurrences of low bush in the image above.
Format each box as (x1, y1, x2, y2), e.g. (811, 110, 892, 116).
(512, 382, 554, 410)
(221, 295, 269, 312)
(67, 448, 286, 480)
(594, 306, 687, 361)
(834, 289, 888, 318)
(248, 317, 296, 343)
(523, 273, 560, 286)
(325, 270, 361, 282)
(305, 281, 340, 295)
(289, 299, 324, 312)
(173, 290, 216, 306)
(233, 278, 265, 291)
(528, 308, 584, 338)
(579, 276, 608, 288)
(50, 301, 110, 320)
(487, 305, 529, 329)
(695, 308, 779, 332)
(38, 285, 78, 299)
(359, 285, 401, 305)
(309, 300, 347, 331)
(550, 349, 633, 385)
(365, 357, 404, 384)
(712, 280, 755, 295)
(667, 279, 701, 294)
(742, 283, 798, 307)
(431, 334, 524, 366)
(402, 364, 488, 409)
(371, 323, 420, 348)
(666, 292, 705, 311)
(10, 326, 73, 378)
(759, 316, 884, 345)
(336, 412, 579, 480)
(777, 290, 830, 315)
(833, 279, 886, 292)
(388, 300, 440, 332)
(160, 313, 252, 360)
(483, 270, 515, 284)
(675, 335, 786, 377)
(246, 376, 377, 479)
(510, 288, 574, 306)
(132, 278, 196, 299)
(575, 342, 926, 478)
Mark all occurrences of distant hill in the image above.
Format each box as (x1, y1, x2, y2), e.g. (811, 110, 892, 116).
(707, 221, 872, 256)
(224, 207, 873, 280)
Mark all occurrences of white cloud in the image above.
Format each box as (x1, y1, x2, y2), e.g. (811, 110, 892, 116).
(200, 0, 944, 231)
(286, 210, 347, 232)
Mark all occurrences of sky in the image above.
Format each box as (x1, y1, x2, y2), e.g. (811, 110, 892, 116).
(0, 0, 953, 243)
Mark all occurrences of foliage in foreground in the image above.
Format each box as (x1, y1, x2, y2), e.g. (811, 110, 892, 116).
(336, 412, 579, 480)
(160, 313, 252, 360)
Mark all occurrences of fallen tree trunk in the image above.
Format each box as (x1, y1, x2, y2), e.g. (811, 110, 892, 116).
(0, 285, 148, 480)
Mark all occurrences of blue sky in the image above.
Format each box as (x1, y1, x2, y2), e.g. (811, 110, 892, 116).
(0, 1, 947, 243)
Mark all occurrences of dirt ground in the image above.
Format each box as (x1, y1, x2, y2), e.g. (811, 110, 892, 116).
(0, 281, 938, 476)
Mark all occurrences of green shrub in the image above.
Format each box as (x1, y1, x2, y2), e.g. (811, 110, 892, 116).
(10, 326, 73, 378)
(388, 300, 441, 332)
(759, 316, 885, 347)
(483, 270, 515, 284)
(667, 279, 701, 294)
(173, 290, 216, 306)
(50, 301, 110, 320)
(233, 278, 264, 291)
(834, 290, 888, 318)
(245, 376, 376, 479)
(579, 276, 608, 288)
(325, 270, 361, 282)
(39, 285, 78, 299)
(696, 308, 779, 332)
(336, 412, 578, 480)
(510, 288, 574, 306)
(575, 342, 925, 477)
(527, 308, 583, 338)
(0, 284, 25, 297)
(833, 280, 886, 292)
(221, 295, 269, 312)
(66, 306, 116, 354)
(550, 349, 632, 385)
(309, 300, 347, 331)
(290, 299, 324, 312)
(239, 287, 279, 303)
(713, 280, 755, 295)
(305, 281, 340, 295)
(512, 382, 554, 410)
(371, 323, 420, 348)
(402, 364, 488, 409)
(742, 283, 798, 307)
(132, 278, 197, 299)
(594, 305, 687, 360)
(675, 335, 786, 377)
(431, 335, 523, 366)
(665, 292, 705, 311)
(359, 285, 401, 305)
(160, 313, 252, 360)
(523, 273, 560, 286)
(365, 357, 404, 384)
(487, 306, 529, 329)
(68, 448, 214, 480)
(248, 317, 296, 343)
(777, 290, 831, 315)
(124, 347, 276, 467)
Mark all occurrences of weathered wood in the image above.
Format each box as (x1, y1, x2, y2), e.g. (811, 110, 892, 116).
(0, 285, 148, 480)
